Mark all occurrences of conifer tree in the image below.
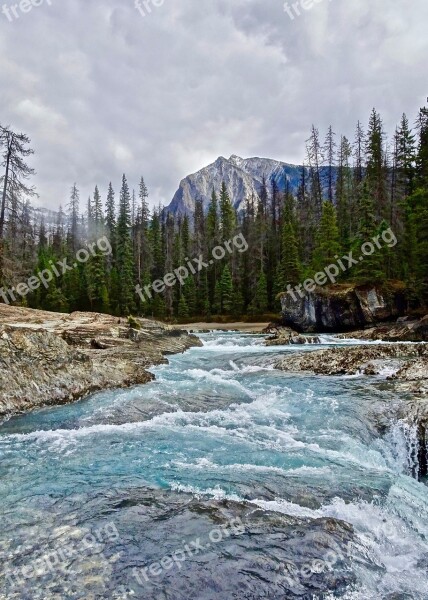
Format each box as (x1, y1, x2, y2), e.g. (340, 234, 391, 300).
(219, 182, 236, 243)
(116, 174, 135, 315)
(105, 182, 116, 238)
(249, 270, 268, 315)
(366, 109, 387, 219)
(219, 264, 233, 313)
(67, 184, 80, 253)
(324, 125, 336, 203)
(352, 183, 384, 282)
(178, 293, 189, 319)
(277, 221, 302, 293)
(312, 201, 341, 272)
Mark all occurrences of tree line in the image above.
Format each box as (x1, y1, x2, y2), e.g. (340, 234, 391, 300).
(0, 105, 427, 320)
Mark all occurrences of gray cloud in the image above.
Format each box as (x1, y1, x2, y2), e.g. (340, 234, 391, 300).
(0, 0, 426, 210)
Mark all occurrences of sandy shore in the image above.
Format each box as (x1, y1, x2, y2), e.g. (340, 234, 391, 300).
(172, 322, 269, 333)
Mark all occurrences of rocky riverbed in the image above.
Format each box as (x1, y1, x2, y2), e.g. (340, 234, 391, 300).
(275, 342, 427, 384)
(0, 305, 201, 418)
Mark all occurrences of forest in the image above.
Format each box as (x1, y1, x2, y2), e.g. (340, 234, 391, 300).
(0, 106, 427, 321)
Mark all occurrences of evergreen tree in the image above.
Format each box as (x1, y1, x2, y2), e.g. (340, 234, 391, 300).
(178, 293, 189, 319)
(277, 221, 302, 293)
(324, 125, 336, 203)
(249, 270, 268, 315)
(219, 182, 236, 243)
(366, 108, 387, 219)
(312, 201, 341, 272)
(219, 264, 233, 313)
(116, 174, 135, 315)
(67, 184, 80, 252)
(352, 183, 384, 282)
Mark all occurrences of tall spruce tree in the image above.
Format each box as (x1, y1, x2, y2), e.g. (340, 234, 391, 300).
(116, 174, 135, 315)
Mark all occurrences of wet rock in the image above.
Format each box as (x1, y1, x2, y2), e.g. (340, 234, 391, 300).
(265, 325, 321, 346)
(0, 305, 201, 418)
(279, 282, 409, 333)
(275, 343, 428, 378)
(1, 487, 357, 600)
(337, 314, 428, 342)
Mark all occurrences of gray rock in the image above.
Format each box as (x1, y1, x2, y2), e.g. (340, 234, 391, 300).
(0, 305, 201, 418)
(278, 283, 409, 333)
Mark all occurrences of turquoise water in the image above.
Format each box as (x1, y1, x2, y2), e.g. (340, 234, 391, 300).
(1, 332, 427, 599)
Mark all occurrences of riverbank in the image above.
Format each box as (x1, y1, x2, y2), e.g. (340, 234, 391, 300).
(0, 305, 201, 418)
(172, 322, 270, 333)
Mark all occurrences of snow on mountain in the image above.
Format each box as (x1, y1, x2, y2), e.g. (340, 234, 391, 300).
(166, 155, 303, 216)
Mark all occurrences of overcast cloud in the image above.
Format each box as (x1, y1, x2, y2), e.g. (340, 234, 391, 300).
(0, 0, 427, 210)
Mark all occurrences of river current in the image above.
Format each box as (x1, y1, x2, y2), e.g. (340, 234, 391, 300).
(1, 332, 427, 599)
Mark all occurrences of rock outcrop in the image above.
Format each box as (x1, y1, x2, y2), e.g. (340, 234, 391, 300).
(279, 283, 409, 333)
(336, 315, 428, 342)
(275, 343, 427, 379)
(263, 325, 321, 346)
(0, 305, 201, 418)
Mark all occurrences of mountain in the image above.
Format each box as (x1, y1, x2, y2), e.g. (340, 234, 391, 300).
(166, 155, 304, 216)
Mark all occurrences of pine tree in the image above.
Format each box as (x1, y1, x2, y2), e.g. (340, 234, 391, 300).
(324, 125, 336, 203)
(312, 201, 341, 272)
(219, 182, 236, 243)
(249, 270, 268, 315)
(306, 126, 323, 220)
(277, 221, 302, 293)
(366, 109, 387, 219)
(105, 183, 116, 237)
(352, 183, 384, 282)
(416, 107, 428, 188)
(67, 184, 80, 253)
(178, 293, 189, 319)
(336, 135, 353, 249)
(183, 274, 197, 315)
(92, 185, 104, 238)
(219, 264, 233, 313)
(116, 174, 135, 315)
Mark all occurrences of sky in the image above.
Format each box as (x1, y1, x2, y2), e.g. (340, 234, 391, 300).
(0, 0, 427, 210)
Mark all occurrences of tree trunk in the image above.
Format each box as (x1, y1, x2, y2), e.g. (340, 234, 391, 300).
(0, 144, 11, 239)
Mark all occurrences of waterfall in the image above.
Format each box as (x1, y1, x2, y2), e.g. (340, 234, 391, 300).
(388, 420, 427, 480)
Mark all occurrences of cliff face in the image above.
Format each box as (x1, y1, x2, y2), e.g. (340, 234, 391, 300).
(0, 306, 201, 418)
(279, 284, 409, 333)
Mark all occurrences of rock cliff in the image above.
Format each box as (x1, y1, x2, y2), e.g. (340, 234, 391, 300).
(279, 283, 409, 333)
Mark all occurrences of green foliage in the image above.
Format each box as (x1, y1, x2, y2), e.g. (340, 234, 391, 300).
(219, 265, 233, 313)
(178, 294, 189, 319)
(219, 182, 236, 243)
(116, 174, 135, 315)
(312, 202, 341, 273)
(249, 270, 268, 315)
(128, 315, 141, 330)
(3, 104, 428, 320)
(277, 221, 302, 292)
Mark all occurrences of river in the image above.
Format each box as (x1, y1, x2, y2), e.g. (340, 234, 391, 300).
(1, 332, 427, 599)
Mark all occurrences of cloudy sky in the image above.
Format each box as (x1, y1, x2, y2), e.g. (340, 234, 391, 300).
(1, 0, 427, 210)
